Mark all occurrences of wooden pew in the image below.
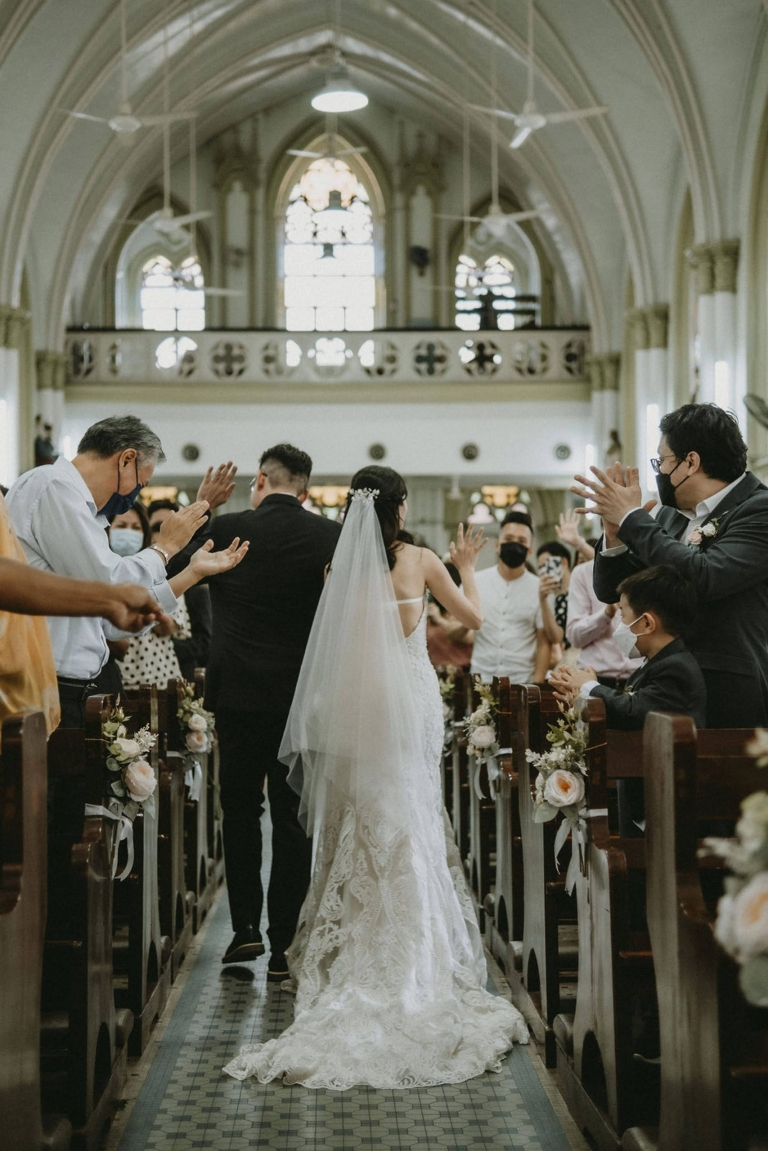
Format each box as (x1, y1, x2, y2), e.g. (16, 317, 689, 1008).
(484, 678, 524, 982)
(43, 696, 132, 1150)
(554, 699, 650, 1149)
(0, 711, 71, 1151)
(115, 686, 171, 1055)
(466, 678, 497, 928)
(511, 682, 578, 1067)
(157, 682, 195, 980)
(623, 715, 768, 1151)
(450, 672, 472, 866)
(195, 670, 224, 891)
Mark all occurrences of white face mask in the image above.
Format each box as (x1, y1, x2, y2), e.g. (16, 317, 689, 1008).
(613, 615, 645, 660)
(110, 527, 144, 557)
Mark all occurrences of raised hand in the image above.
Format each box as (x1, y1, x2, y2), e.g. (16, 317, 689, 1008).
(571, 463, 656, 543)
(556, 509, 582, 549)
(188, 536, 249, 581)
(197, 461, 238, 510)
(155, 500, 210, 558)
(449, 523, 487, 572)
(538, 572, 561, 599)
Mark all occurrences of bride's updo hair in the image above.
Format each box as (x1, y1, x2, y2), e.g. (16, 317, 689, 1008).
(347, 466, 414, 570)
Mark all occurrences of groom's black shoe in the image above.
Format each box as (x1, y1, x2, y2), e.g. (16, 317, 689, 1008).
(267, 951, 289, 982)
(222, 927, 265, 964)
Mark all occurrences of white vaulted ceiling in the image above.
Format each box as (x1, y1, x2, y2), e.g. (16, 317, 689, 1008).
(0, 0, 764, 349)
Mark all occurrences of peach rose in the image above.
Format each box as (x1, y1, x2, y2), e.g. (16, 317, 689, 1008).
(470, 725, 495, 750)
(543, 769, 585, 809)
(187, 713, 208, 732)
(733, 873, 768, 958)
(186, 730, 208, 754)
(124, 759, 157, 802)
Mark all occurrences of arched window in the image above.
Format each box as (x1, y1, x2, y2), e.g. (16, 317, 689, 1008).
(140, 254, 205, 331)
(283, 157, 376, 332)
(454, 252, 538, 331)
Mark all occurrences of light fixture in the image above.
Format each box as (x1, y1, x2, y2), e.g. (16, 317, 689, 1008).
(315, 189, 349, 228)
(311, 63, 368, 113)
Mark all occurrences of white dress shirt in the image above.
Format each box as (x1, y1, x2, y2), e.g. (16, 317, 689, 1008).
(6, 457, 177, 679)
(565, 561, 643, 680)
(602, 473, 747, 555)
(470, 566, 544, 683)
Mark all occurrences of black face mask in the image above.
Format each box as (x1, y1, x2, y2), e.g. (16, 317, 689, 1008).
(655, 459, 690, 509)
(98, 458, 142, 518)
(499, 542, 528, 569)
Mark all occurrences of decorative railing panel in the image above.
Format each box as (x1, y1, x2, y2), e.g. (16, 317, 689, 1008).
(65, 328, 590, 388)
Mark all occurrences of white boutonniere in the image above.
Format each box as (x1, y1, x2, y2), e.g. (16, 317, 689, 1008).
(688, 517, 720, 549)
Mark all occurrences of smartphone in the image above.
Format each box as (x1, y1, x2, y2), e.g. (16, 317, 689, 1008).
(541, 555, 563, 590)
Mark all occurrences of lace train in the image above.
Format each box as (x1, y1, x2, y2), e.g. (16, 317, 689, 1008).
(223, 607, 528, 1089)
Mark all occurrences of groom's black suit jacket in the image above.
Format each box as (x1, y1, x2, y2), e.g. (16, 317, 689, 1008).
(171, 494, 341, 714)
(592, 472, 768, 725)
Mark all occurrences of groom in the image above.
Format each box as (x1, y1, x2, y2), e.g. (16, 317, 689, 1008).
(172, 444, 341, 978)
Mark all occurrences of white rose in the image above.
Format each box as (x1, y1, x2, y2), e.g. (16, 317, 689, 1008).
(110, 737, 140, 760)
(736, 792, 768, 855)
(124, 759, 157, 802)
(714, 893, 738, 956)
(187, 713, 208, 732)
(470, 725, 495, 750)
(186, 730, 208, 754)
(701, 522, 718, 538)
(543, 769, 585, 809)
(733, 873, 768, 958)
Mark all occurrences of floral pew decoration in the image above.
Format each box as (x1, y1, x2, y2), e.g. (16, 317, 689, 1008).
(525, 705, 592, 894)
(707, 729, 768, 1006)
(177, 681, 215, 802)
(85, 703, 157, 880)
(465, 680, 508, 798)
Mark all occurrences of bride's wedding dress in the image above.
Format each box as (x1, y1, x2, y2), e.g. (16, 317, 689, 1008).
(223, 494, 527, 1090)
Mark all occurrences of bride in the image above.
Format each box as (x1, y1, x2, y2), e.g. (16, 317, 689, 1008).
(224, 466, 528, 1089)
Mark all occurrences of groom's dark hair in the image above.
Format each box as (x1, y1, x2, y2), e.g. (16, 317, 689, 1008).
(259, 444, 312, 494)
(659, 403, 747, 482)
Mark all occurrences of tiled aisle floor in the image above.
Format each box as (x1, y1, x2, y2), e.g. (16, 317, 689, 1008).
(109, 822, 588, 1151)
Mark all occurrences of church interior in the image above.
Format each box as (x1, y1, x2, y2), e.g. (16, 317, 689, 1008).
(2, 1, 768, 1149)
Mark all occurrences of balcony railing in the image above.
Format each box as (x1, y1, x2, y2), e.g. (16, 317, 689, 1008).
(64, 327, 590, 388)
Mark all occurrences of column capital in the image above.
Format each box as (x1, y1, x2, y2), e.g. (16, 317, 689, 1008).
(36, 350, 68, 391)
(0, 303, 30, 348)
(587, 351, 621, 391)
(686, 240, 740, 294)
(628, 304, 669, 350)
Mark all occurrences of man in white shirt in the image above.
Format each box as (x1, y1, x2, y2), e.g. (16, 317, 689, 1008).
(565, 559, 642, 686)
(470, 511, 550, 684)
(7, 414, 240, 724)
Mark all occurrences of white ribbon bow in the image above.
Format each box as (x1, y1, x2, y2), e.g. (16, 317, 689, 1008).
(553, 806, 608, 894)
(84, 799, 134, 881)
(184, 757, 203, 802)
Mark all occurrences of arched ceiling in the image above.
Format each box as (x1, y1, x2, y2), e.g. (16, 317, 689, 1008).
(0, 0, 764, 350)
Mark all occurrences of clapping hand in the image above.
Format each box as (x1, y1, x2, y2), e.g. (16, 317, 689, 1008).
(156, 500, 210, 558)
(450, 523, 487, 572)
(188, 536, 249, 581)
(549, 665, 596, 707)
(571, 463, 656, 545)
(197, 462, 238, 510)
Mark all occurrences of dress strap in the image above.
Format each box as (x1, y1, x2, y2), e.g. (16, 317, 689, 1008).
(395, 596, 425, 606)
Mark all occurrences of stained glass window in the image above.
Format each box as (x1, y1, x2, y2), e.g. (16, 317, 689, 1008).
(283, 157, 376, 332)
(140, 254, 205, 332)
(454, 253, 527, 331)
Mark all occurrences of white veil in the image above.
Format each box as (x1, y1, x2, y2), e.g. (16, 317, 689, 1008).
(279, 488, 423, 836)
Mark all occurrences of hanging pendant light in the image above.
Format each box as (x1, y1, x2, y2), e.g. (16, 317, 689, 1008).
(311, 62, 368, 113)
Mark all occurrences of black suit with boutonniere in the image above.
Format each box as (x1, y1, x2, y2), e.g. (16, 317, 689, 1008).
(593, 471, 768, 728)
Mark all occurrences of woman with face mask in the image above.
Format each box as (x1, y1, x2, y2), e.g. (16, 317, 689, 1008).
(105, 503, 192, 692)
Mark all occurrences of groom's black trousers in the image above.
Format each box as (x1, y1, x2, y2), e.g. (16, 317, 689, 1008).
(216, 709, 312, 953)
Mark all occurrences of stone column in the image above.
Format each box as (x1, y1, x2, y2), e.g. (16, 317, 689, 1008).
(686, 240, 740, 418)
(628, 304, 669, 493)
(587, 352, 622, 469)
(35, 350, 68, 447)
(0, 304, 32, 484)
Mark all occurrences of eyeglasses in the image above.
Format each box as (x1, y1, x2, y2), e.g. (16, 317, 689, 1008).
(249, 477, 257, 492)
(649, 454, 678, 474)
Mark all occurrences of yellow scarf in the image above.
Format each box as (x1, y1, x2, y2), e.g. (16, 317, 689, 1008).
(0, 493, 60, 737)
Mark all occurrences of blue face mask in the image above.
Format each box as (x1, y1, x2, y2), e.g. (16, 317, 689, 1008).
(99, 457, 142, 518)
(110, 527, 144, 557)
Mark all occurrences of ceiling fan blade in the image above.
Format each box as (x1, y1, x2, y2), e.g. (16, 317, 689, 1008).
(544, 106, 610, 125)
(434, 214, 483, 222)
(468, 104, 520, 124)
(287, 149, 323, 158)
(504, 209, 541, 222)
(154, 210, 212, 232)
(140, 111, 197, 125)
(510, 124, 535, 149)
(63, 110, 109, 124)
(335, 146, 368, 156)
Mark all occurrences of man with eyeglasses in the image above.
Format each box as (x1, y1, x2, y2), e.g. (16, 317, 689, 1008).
(571, 402, 768, 728)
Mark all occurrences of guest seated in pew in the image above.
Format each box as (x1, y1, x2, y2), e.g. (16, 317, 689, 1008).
(549, 564, 707, 729)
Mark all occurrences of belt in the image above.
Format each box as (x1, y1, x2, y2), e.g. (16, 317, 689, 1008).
(57, 675, 99, 699)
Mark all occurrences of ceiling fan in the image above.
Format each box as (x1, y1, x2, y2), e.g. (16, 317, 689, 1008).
(471, 0, 609, 149)
(287, 114, 367, 160)
(435, 2, 540, 241)
(61, 0, 196, 136)
(744, 394, 768, 468)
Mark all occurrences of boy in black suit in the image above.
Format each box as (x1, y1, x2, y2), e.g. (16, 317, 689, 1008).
(549, 564, 707, 730)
